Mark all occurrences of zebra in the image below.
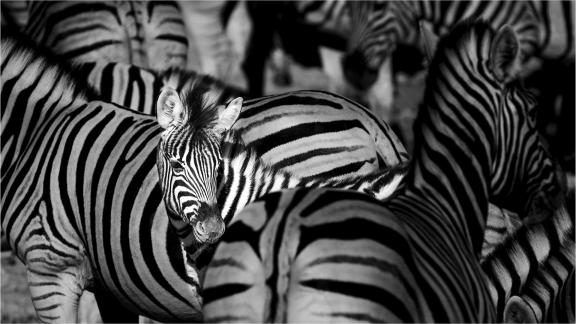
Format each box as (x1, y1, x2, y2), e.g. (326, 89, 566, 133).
(1, 0, 28, 30)
(481, 198, 574, 318)
(176, 0, 247, 82)
(23, 1, 188, 71)
(504, 237, 575, 323)
(530, 0, 575, 62)
(159, 20, 565, 321)
(73, 60, 246, 114)
(1, 31, 409, 322)
(340, 0, 568, 116)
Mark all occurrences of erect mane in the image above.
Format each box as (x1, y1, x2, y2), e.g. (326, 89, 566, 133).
(160, 69, 246, 135)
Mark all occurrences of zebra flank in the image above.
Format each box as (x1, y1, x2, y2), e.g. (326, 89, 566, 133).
(24, 1, 188, 71)
(197, 20, 565, 322)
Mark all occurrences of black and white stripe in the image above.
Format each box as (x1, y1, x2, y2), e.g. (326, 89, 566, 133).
(198, 20, 565, 322)
(1, 32, 408, 322)
(24, 1, 188, 71)
(342, 0, 542, 90)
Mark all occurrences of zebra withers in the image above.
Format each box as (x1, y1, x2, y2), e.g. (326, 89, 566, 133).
(24, 1, 188, 71)
(195, 20, 566, 321)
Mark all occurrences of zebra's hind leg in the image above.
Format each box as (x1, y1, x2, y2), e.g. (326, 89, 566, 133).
(26, 260, 92, 323)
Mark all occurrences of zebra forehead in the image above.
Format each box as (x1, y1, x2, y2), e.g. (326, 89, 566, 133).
(163, 128, 216, 155)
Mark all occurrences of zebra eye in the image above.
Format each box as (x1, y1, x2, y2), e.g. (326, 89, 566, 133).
(170, 160, 185, 173)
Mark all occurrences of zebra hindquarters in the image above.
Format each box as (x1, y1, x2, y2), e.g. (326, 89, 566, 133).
(285, 191, 422, 323)
(202, 218, 269, 322)
(202, 189, 426, 322)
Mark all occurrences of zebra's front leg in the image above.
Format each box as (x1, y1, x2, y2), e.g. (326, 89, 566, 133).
(26, 260, 92, 323)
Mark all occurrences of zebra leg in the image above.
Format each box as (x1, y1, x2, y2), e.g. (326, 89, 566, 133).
(26, 264, 90, 323)
(94, 285, 139, 323)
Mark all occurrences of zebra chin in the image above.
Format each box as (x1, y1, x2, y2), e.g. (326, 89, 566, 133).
(190, 203, 226, 245)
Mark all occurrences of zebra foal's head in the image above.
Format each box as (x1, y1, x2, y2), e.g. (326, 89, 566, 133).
(155, 84, 242, 248)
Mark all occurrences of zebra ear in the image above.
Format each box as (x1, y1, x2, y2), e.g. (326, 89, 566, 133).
(157, 87, 185, 129)
(419, 21, 438, 64)
(490, 26, 520, 83)
(215, 97, 243, 133)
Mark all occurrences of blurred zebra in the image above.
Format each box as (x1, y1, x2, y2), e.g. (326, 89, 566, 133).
(342, 0, 542, 96)
(74, 61, 245, 114)
(530, 0, 574, 62)
(24, 1, 188, 71)
(344, 0, 575, 92)
(176, 0, 246, 82)
(1, 0, 28, 30)
(161, 21, 565, 321)
(1, 30, 408, 322)
(504, 237, 575, 323)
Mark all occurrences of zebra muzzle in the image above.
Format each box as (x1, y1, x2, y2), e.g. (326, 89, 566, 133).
(193, 204, 226, 244)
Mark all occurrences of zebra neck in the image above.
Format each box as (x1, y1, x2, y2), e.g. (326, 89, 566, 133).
(219, 141, 304, 224)
(405, 97, 492, 254)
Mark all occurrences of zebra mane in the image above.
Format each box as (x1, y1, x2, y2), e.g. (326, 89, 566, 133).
(167, 70, 245, 136)
(1, 28, 97, 100)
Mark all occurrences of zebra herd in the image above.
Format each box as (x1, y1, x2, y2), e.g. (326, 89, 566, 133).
(1, 1, 574, 323)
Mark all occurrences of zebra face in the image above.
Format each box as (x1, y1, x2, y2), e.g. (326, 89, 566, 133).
(493, 85, 561, 221)
(156, 87, 243, 247)
(483, 27, 562, 220)
(158, 131, 225, 245)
